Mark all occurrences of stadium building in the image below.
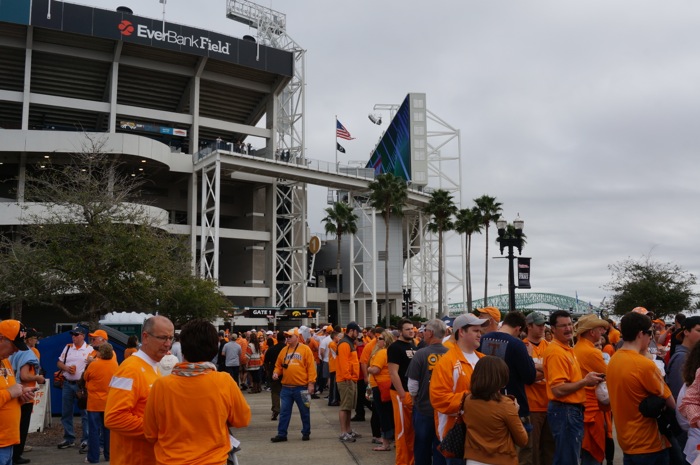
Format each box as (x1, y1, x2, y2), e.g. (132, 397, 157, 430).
(0, 0, 460, 333)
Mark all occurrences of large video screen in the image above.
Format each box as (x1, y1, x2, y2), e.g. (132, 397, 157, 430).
(366, 95, 411, 181)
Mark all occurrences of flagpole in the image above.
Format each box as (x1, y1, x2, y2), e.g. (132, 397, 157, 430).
(335, 115, 338, 170)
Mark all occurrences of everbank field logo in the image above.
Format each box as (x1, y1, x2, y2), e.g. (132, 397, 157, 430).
(118, 20, 134, 36)
(117, 20, 231, 55)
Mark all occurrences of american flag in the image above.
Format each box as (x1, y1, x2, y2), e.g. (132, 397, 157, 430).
(336, 120, 354, 140)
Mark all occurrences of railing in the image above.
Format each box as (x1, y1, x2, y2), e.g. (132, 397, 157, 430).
(194, 142, 432, 195)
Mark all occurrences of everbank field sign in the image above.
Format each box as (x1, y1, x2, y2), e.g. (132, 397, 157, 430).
(26, 0, 294, 76)
(119, 20, 231, 55)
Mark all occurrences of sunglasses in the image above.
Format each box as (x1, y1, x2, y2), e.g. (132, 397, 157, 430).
(377, 337, 385, 340)
(642, 329, 653, 336)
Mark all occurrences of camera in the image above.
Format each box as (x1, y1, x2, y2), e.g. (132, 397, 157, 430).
(282, 363, 289, 369)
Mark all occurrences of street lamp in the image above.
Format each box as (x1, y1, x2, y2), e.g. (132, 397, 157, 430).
(496, 216, 525, 313)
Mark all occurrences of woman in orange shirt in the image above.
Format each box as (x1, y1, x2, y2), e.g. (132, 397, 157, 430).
(368, 330, 395, 452)
(463, 356, 528, 465)
(83, 343, 118, 464)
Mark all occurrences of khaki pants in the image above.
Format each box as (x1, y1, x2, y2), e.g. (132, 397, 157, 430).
(518, 411, 554, 465)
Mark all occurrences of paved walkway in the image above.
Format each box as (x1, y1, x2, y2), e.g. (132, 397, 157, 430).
(24, 387, 627, 465)
(25, 388, 397, 465)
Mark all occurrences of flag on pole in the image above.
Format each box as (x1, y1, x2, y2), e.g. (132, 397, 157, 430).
(336, 142, 346, 153)
(336, 120, 354, 140)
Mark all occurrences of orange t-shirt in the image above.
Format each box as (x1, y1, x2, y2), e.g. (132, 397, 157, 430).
(360, 338, 377, 367)
(307, 337, 320, 364)
(573, 338, 607, 413)
(0, 358, 21, 448)
(608, 327, 621, 346)
(336, 338, 359, 382)
(369, 348, 390, 388)
(84, 357, 119, 412)
(524, 338, 549, 412)
(608, 349, 671, 454)
(144, 371, 251, 465)
(124, 348, 137, 360)
(328, 341, 338, 373)
(543, 339, 585, 404)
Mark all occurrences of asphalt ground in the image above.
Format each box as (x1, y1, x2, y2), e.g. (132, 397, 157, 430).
(23, 387, 625, 465)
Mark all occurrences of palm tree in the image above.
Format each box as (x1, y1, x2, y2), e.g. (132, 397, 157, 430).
(474, 195, 502, 306)
(424, 189, 457, 317)
(455, 206, 482, 312)
(368, 173, 408, 327)
(322, 201, 358, 318)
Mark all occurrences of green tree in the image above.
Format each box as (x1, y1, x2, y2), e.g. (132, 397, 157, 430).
(474, 195, 502, 306)
(605, 256, 698, 319)
(424, 189, 457, 317)
(455, 206, 482, 312)
(322, 200, 358, 318)
(0, 136, 229, 324)
(368, 173, 408, 327)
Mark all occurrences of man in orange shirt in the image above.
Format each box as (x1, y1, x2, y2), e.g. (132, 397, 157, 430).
(105, 315, 174, 465)
(573, 314, 610, 465)
(270, 327, 316, 442)
(608, 311, 674, 465)
(520, 312, 553, 465)
(543, 310, 604, 465)
(0, 320, 35, 465)
(306, 331, 320, 398)
(606, 319, 621, 348)
(430, 313, 487, 455)
(336, 322, 360, 442)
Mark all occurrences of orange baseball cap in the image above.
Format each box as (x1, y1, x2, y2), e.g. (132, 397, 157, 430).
(476, 306, 501, 322)
(89, 329, 108, 340)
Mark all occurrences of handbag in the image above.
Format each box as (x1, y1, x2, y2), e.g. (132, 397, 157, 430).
(438, 393, 468, 459)
(378, 380, 392, 402)
(53, 345, 70, 389)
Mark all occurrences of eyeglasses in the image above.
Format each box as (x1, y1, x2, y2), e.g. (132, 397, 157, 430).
(147, 332, 174, 343)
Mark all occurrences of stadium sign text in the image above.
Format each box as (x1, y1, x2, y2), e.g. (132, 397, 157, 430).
(134, 24, 231, 55)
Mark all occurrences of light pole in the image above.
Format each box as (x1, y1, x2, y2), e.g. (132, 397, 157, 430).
(496, 216, 525, 313)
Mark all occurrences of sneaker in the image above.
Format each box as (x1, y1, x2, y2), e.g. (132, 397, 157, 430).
(13, 457, 30, 464)
(350, 415, 365, 421)
(302, 434, 310, 441)
(350, 430, 363, 439)
(339, 433, 356, 443)
(23, 446, 33, 453)
(270, 436, 287, 443)
(57, 441, 75, 449)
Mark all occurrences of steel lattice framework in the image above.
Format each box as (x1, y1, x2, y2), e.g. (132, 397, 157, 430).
(226, 0, 307, 308)
(447, 292, 601, 315)
(199, 154, 221, 280)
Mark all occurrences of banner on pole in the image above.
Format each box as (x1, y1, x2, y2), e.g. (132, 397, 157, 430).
(518, 257, 531, 289)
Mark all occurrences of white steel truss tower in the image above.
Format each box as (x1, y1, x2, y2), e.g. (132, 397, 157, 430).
(226, 0, 307, 307)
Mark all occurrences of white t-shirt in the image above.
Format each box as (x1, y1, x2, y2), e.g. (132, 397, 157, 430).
(463, 351, 480, 369)
(319, 335, 332, 362)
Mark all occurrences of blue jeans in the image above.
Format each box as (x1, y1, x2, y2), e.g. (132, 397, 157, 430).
(446, 459, 465, 465)
(622, 450, 669, 465)
(0, 445, 12, 465)
(62, 381, 88, 443)
(413, 410, 445, 465)
(278, 386, 310, 438)
(547, 401, 584, 465)
(87, 411, 109, 463)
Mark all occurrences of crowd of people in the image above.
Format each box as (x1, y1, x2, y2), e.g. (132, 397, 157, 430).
(2, 306, 700, 465)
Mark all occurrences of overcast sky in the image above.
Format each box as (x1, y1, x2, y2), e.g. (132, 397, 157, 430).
(73, 0, 700, 310)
